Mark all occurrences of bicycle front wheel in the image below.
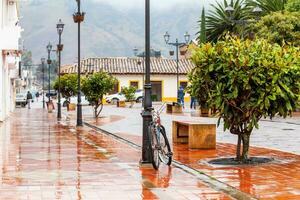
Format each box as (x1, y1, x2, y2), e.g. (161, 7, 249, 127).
(158, 125, 172, 166)
(148, 123, 160, 170)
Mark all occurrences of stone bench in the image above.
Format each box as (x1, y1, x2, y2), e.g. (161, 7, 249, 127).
(172, 120, 216, 149)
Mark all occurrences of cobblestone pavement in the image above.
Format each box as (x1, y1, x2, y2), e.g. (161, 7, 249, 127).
(0, 107, 233, 200)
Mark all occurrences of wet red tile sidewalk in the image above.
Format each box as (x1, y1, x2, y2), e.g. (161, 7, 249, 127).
(0, 108, 231, 200)
(84, 120, 300, 200)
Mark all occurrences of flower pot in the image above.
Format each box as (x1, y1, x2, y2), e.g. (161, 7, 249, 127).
(169, 51, 175, 56)
(180, 50, 186, 56)
(47, 100, 55, 113)
(67, 103, 76, 111)
(73, 12, 85, 23)
(200, 108, 210, 117)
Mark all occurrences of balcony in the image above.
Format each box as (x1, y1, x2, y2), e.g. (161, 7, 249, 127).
(0, 25, 21, 50)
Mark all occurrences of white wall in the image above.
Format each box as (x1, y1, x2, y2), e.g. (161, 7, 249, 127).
(0, 0, 21, 121)
(114, 74, 189, 101)
(0, 55, 3, 121)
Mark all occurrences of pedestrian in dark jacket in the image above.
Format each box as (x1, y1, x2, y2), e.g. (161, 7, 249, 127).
(26, 91, 33, 109)
(35, 92, 39, 102)
(190, 96, 196, 109)
(178, 86, 185, 108)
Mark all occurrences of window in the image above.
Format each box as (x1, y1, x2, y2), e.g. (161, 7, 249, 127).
(130, 81, 139, 89)
(109, 82, 119, 94)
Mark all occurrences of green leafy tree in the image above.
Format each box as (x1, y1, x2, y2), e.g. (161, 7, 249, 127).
(247, 0, 287, 14)
(198, 7, 207, 43)
(121, 86, 137, 108)
(189, 36, 300, 163)
(81, 72, 117, 117)
(252, 11, 300, 46)
(204, 0, 250, 42)
(285, 0, 300, 12)
(53, 74, 78, 105)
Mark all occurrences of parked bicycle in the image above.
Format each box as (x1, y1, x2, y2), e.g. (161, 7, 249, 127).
(148, 103, 173, 170)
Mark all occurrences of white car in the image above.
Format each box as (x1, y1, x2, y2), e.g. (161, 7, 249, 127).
(61, 95, 90, 107)
(105, 89, 144, 104)
(16, 93, 28, 107)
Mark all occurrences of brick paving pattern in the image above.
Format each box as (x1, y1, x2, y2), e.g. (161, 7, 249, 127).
(0, 108, 230, 200)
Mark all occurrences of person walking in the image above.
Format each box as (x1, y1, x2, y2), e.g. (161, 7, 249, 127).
(26, 91, 33, 109)
(190, 96, 196, 109)
(35, 92, 40, 102)
(178, 86, 185, 108)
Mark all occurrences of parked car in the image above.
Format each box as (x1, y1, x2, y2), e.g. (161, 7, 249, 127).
(105, 89, 144, 104)
(16, 93, 28, 107)
(45, 90, 57, 98)
(61, 95, 90, 107)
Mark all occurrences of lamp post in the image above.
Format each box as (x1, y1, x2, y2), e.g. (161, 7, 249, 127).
(46, 42, 52, 104)
(73, 0, 85, 126)
(133, 47, 145, 87)
(56, 19, 65, 120)
(225, 5, 262, 38)
(141, 0, 152, 164)
(164, 31, 190, 101)
(41, 58, 46, 109)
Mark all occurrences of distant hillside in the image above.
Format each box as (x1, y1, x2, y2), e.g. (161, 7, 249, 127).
(20, 0, 203, 64)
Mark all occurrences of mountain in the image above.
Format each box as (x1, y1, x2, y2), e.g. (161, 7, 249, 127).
(19, 0, 203, 65)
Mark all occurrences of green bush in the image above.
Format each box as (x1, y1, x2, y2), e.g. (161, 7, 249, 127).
(189, 36, 300, 162)
(81, 72, 117, 117)
(53, 74, 78, 103)
(285, 0, 300, 12)
(121, 86, 137, 103)
(252, 11, 300, 46)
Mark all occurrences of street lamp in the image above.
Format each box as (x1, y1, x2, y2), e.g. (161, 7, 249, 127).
(73, 0, 85, 126)
(46, 42, 52, 104)
(141, 0, 152, 164)
(56, 19, 65, 120)
(225, 5, 262, 38)
(41, 58, 46, 109)
(133, 47, 139, 57)
(163, 31, 190, 101)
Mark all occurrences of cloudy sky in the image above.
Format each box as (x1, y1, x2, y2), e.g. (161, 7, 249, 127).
(90, 0, 216, 10)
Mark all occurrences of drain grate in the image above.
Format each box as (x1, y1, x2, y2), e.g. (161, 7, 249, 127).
(282, 128, 295, 131)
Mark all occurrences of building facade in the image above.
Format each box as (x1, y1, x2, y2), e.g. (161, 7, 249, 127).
(0, 0, 22, 121)
(61, 57, 195, 102)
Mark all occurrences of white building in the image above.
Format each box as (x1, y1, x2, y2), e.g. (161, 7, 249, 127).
(61, 57, 195, 102)
(0, 0, 22, 121)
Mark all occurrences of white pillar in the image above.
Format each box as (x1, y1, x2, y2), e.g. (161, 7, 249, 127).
(0, 55, 4, 121)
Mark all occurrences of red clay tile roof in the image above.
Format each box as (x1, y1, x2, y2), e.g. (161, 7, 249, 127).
(61, 57, 195, 75)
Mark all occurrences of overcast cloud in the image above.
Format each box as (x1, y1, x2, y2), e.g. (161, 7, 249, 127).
(91, 0, 216, 10)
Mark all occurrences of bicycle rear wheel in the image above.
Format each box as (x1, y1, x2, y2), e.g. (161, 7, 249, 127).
(148, 123, 160, 170)
(158, 125, 172, 166)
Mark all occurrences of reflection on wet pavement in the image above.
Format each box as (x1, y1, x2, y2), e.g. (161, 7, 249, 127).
(97, 130, 300, 199)
(0, 108, 230, 200)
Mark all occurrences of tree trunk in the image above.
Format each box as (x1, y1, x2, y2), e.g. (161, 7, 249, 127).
(94, 104, 99, 118)
(236, 134, 242, 161)
(129, 101, 134, 108)
(94, 102, 103, 118)
(241, 133, 250, 163)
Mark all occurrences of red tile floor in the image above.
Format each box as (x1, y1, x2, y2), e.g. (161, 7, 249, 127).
(98, 130, 300, 200)
(0, 108, 231, 200)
